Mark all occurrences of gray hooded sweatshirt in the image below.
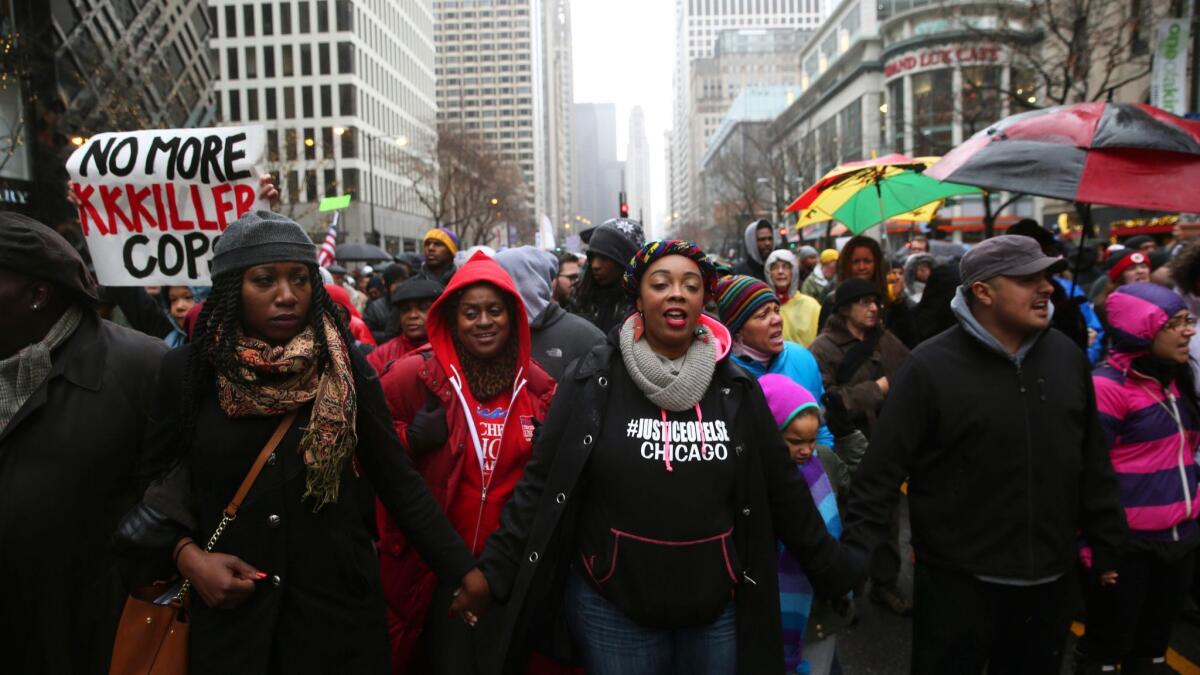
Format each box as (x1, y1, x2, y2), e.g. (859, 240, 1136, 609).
(495, 246, 605, 381)
(733, 219, 778, 280)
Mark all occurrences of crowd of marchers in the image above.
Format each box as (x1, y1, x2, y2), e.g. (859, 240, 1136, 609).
(2, 205, 1198, 675)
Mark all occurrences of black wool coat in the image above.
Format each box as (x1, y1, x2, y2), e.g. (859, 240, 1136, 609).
(144, 344, 475, 675)
(476, 337, 864, 675)
(0, 313, 167, 675)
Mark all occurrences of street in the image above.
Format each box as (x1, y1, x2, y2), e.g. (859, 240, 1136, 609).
(838, 499, 1200, 674)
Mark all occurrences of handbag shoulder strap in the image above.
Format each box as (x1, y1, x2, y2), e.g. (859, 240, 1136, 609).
(223, 409, 298, 519)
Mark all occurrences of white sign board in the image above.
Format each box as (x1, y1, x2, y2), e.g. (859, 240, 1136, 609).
(66, 125, 267, 285)
(1152, 19, 1190, 116)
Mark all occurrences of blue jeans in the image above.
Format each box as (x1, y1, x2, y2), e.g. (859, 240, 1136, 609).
(566, 572, 737, 675)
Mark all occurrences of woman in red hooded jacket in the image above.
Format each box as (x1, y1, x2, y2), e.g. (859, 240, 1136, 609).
(377, 251, 557, 675)
(325, 282, 378, 347)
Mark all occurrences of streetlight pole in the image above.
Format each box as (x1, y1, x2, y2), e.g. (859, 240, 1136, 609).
(366, 133, 376, 244)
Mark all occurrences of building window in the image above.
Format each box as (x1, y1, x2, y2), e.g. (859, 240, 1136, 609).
(337, 42, 355, 74)
(242, 4, 255, 35)
(912, 69, 954, 156)
(282, 45, 294, 76)
(280, 2, 292, 34)
(302, 86, 314, 117)
(228, 90, 241, 121)
(224, 5, 235, 36)
(320, 85, 332, 116)
(839, 99, 862, 162)
(316, 0, 329, 32)
(318, 43, 331, 74)
(284, 86, 296, 117)
(306, 169, 317, 201)
(247, 88, 259, 120)
(244, 46, 257, 78)
(264, 47, 276, 77)
(339, 83, 356, 115)
(262, 5, 274, 35)
(266, 89, 277, 119)
(322, 127, 334, 158)
(267, 129, 279, 162)
(300, 44, 312, 75)
(336, 0, 353, 30)
(341, 127, 357, 158)
(226, 47, 239, 79)
(961, 66, 1002, 136)
(299, 1, 311, 33)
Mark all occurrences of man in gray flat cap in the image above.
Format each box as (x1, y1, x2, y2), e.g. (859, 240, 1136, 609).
(843, 236, 1126, 675)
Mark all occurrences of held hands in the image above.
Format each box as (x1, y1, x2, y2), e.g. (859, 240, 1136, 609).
(406, 390, 450, 452)
(449, 568, 492, 626)
(1098, 570, 1118, 586)
(875, 376, 890, 396)
(177, 543, 264, 609)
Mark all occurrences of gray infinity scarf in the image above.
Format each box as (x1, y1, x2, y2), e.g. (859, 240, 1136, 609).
(619, 314, 716, 412)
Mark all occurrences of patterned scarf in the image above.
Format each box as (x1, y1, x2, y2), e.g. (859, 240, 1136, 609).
(779, 453, 842, 673)
(216, 315, 357, 510)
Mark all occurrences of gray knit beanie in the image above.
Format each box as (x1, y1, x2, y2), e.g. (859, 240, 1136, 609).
(212, 210, 317, 278)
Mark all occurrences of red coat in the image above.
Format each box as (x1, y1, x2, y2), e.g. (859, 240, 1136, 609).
(377, 252, 556, 674)
(367, 334, 424, 373)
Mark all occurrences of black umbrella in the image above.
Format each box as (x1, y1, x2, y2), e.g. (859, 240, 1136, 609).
(335, 243, 392, 262)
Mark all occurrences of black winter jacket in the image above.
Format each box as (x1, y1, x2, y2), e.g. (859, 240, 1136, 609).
(844, 323, 1127, 580)
(142, 344, 475, 675)
(528, 303, 605, 381)
(0, 313, 167, 675)
(477, 336, 863, 675)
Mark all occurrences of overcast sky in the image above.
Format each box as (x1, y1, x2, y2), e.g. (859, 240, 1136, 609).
(570, 0, 675, 237)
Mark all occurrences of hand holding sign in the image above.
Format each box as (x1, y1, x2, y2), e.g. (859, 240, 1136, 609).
(66, 126, 268, 286)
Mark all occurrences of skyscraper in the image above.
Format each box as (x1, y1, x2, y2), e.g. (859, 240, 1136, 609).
(670, 0, 827, 226)
(540, 0, 575, 234)
(211, 0, 437, 252)
(435, 0, 571, 241)
(625, 106, 652, 236)
(573, 102, 622, 229)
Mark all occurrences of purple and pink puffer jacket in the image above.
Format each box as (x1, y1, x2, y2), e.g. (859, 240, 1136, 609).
(1094, 283, 1200, 543)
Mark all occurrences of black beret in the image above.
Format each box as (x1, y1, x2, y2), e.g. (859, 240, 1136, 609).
(0, 211, 97, 303)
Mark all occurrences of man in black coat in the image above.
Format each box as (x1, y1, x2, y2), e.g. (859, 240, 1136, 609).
(844, 236, 1126, 675)
(0, 212, 167, 675)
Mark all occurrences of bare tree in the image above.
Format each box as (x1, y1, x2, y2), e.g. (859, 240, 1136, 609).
(400, 123, 534, 248)
(702, 123, 789, 251)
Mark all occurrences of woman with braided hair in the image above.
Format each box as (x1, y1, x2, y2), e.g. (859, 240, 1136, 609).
(140, 210, 483, 675)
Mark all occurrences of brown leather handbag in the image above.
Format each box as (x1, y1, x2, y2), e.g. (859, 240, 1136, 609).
(110, 410, 297, 675)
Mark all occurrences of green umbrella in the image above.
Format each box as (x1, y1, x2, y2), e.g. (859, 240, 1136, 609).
(788, 155, 982, 234)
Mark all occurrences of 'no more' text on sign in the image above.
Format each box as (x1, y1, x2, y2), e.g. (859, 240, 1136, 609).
(66, 126, 267, 285)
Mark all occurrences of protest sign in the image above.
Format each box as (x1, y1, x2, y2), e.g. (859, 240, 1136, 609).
(66, 125, 267, 285)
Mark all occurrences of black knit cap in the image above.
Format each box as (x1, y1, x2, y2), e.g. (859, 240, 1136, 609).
(833, 277, 882, 311)
(0, 210, 98, 303)
(586, 218, 645, 267)
(211, 210, 317, 278)
(391, 277, 444, 304)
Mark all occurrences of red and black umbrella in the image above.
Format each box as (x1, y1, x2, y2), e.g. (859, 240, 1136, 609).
(926, 102, 1200, 213)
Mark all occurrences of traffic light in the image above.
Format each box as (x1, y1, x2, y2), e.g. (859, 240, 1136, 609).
(619, 191, 629, 218)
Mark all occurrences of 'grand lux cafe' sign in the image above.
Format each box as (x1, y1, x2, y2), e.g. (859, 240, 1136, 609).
(884, 43, 1004, 80)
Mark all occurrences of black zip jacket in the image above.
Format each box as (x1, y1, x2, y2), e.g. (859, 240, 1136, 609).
(476, 335, 864, 674)
(844, 323, 1127, 580)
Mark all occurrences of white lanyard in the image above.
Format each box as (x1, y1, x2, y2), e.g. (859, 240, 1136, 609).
(447, 364, 526, 487)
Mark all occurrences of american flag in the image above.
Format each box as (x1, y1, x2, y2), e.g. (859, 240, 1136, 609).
(317, 212, 339, 267)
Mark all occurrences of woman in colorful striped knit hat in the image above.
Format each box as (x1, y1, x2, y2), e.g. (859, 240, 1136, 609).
(1078, 282, 1200, 674)
(759, 374, 865, 675)
(714, 274, 834, 449)
(452, 240, 865, 675)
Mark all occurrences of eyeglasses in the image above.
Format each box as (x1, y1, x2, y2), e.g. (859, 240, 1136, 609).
(1164, 315, 1198, 332)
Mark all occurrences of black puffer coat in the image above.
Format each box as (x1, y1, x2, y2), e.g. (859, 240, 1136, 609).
(477, 336, 863, 675)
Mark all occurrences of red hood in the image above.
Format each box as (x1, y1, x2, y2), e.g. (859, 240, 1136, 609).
(426, 251, 532, 393)
(324, 283, 362, 318)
